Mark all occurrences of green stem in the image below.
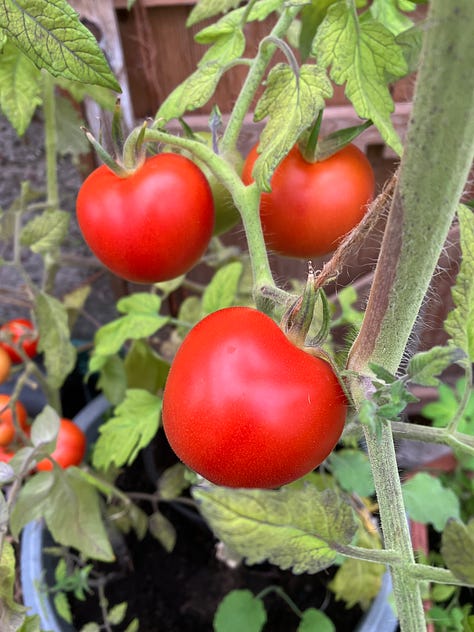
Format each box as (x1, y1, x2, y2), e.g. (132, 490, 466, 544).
(42, 71, 59, 211)
(391, 420, 474, 456)
(410, 564, 474, 587)
(221, 5, 301, 152)
(346, 2, 474, 630)
(142, 129, 275, 304)
(256, 585, 303, 619)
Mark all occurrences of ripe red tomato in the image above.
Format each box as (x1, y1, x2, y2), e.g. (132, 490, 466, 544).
(0, 347, 12, 384)
(242, 142, 375, 258)
(0, 394, 29, 446)
(36, 418, 87, 471)
(162, 307, 347, 488)
(0, 318, 38, 364)
(0, 446, 15, 463)
(76, 154, 215, 283)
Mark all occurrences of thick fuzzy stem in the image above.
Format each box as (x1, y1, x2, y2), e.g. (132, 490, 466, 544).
(347, 2, 474, 631)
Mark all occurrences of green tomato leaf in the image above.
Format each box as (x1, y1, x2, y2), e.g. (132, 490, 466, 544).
(441, 518, 474, 584)
(36, 291, 77, 389)
(155, 61, 224, 124)
(54, 93, 90, 159)
(444, 205, 474, 361)
(107, 602, 128, 626)
(10, 467, 114, 561)
(92, 389, 161, 470)
(193, 484, 357, 574)
(148, 511, 177, 553)
(30, 405, 60, 450)
(0, 0, 120, 91)
(213, 590, 267, 632)
(116, 292, 162, 315)
(298, 608, 335, 632)
(20, 209, 70, 254)
(96, 354, 127, 406)
(407, 344, 466, 387)
(53, 592, 72, 624)
(368, 0, 414, 35)
(328, 449, 375, 497)
(313, 2, 407, 155)
(124, 340, 170, 393)
(402, 472, 461, 532)
(202, 261, 243, 315)
(0, 540, 26, 624)
(187, 0, 241, 27)
(91, 312, 169, 364)
(252, 63, 332, 191)
(299, 0, 340, 61)
(158, 463, 191, 500)
(0, 41, 42, 136)
(421, 382, 460, 427)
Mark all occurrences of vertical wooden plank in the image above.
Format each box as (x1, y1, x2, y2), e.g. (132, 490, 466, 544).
(69, 0, 135, 135)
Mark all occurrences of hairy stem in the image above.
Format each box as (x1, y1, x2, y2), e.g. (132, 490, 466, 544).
(347, 2, 474, 630)
(221, 5, 301, 152)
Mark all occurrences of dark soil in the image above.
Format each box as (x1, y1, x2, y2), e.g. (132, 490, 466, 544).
(67, 431, 364, 632)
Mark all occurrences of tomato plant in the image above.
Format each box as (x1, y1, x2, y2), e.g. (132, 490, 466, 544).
(0, 318, 38, 364)
(0, 347, 12, 384)
(192, 133, 243, 235)
(0, 394, 29, 446)
(162, 306, 347, 488)
(242, 143, 375, 258)
(36, 418, 87, 471)
(76, 153, 215, 283)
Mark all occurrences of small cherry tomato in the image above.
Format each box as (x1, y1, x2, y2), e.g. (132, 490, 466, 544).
(0, 446, 15, 463)
(76, 154, 215, 283)
(162, 306, 347, 488)
(0, 347, 12, 384)
(242, 142, 375, 258)
(36, 418, 87, 471)
(0, 394, 29, 446)
(0, 318, 38, 364)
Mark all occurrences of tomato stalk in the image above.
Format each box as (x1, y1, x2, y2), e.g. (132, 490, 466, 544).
(220, 4, 301, 153)
(347, 1, 474, 629)
(141, 128, 276, 305)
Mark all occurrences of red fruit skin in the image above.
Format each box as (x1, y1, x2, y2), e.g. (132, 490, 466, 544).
(242, 143, 375, 258)
(76, 153, 215, 283)
(0, 319, 38, 364)
(162, 307, 347, 488)
(36, 418, 87, 471)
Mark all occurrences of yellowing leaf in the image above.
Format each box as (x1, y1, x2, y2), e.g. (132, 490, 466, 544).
(0, 41, 42, 135)
(313, 2, 407, 154)
(0, 0, 120, 90)
(193, 484, 357, 574)
(252, 63, 332, 190)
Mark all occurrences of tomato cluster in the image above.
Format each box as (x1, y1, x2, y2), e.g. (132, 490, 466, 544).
(0, 393, 86, 470)
(162, 307, 347, 488)
(0, 318, 38, 365)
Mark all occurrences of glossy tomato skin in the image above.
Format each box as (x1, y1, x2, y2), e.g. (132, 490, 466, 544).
(36, 418, 87, 471)
(0, 347, 11, 384)
(162, 307, 347, 488)
(242, 143, 375, 258)
(0, 318, 38, 364)
(76, 154, 215, 283)
(0, 394, 29, 446)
